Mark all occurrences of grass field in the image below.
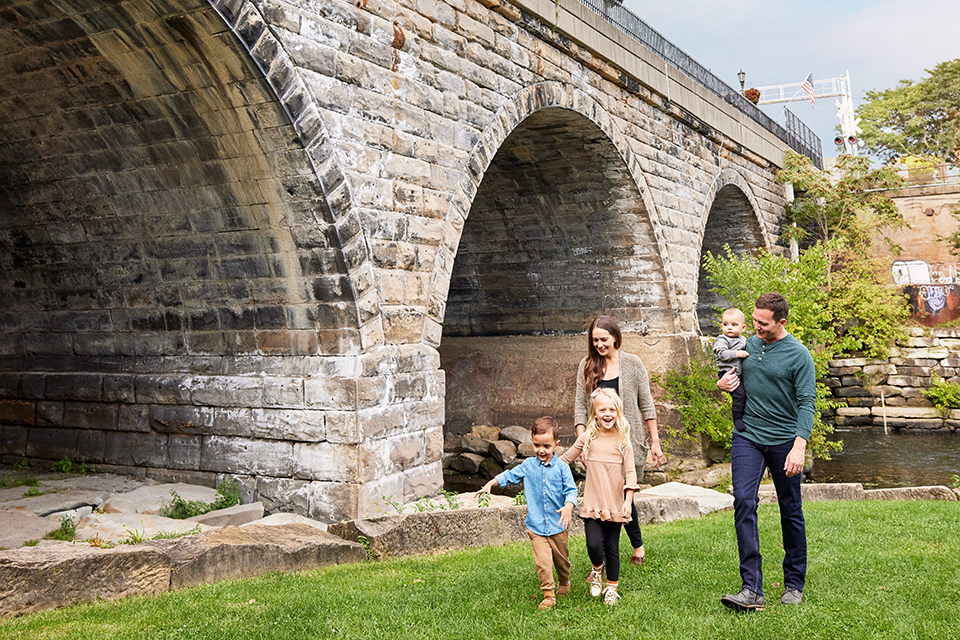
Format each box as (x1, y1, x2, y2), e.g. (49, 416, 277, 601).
(2, 500, 958, 640)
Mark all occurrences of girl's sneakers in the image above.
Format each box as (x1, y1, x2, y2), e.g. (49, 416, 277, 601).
(586, 568, 604, 597)
(603, 584, 620, 606)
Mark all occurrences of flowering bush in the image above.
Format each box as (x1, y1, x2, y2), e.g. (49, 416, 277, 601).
(743, 88, 760, 104)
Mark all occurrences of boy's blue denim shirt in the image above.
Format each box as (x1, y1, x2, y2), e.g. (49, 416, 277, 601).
(495, 453, 578, 537)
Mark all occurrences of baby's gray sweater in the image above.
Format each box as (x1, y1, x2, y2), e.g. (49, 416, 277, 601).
(714, 334, 747, 374)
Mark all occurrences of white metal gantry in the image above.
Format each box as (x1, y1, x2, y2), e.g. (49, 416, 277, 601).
(753, 71, 862, 155)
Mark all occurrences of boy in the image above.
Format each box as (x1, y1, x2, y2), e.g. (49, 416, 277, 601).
(714, 308, 750, 432)
(476, 416, 578, 611)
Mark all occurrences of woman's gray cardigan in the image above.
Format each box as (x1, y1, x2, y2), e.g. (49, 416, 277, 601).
(574, 352, 658, 470)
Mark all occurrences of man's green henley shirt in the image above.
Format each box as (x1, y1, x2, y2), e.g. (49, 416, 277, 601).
(741, 332, 816, 445)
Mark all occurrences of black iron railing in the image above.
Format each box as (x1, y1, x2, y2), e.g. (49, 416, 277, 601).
(576, 0, 823, 168)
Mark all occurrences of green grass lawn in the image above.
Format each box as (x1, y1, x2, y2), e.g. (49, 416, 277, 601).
(2, 500, 958, 639)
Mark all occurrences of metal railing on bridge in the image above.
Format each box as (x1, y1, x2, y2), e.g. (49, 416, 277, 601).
(576, 0, 823, 169)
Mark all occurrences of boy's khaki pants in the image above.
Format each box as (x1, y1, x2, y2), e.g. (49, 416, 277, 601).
(528, 529, 571, 599)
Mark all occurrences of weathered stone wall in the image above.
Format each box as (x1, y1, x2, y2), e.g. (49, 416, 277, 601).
(825, 327, 960, 431)
(0, 0, 793, 520)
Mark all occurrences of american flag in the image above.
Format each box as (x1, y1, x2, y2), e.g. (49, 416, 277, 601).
(801, 73, 815, 108)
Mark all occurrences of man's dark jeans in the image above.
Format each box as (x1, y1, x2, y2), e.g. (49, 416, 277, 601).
(731, 433, 807, 594)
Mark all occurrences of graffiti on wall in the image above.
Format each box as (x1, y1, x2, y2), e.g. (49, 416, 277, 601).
(905, 284, 960, 326)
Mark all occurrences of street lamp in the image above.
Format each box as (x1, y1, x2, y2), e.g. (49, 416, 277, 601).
(737, 70, 745, 91)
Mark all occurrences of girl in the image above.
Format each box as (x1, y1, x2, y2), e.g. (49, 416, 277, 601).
(561, 388, 639, 605)
(574, 315, 663, 566)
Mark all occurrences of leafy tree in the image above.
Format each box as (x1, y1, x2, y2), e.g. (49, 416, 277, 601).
(856, 58, 960, 164)
(777, 151, 904, 255)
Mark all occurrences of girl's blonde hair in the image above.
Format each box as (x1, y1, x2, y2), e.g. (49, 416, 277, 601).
(583, 388, 631, 456)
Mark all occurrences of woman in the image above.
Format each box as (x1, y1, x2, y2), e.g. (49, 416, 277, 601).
(574, 315, 665, 565)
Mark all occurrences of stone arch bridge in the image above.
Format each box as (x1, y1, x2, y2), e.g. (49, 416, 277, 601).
(0, 0, 814, 519)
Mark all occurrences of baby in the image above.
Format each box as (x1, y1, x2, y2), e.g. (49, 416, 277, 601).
(714, 308, 749, 431)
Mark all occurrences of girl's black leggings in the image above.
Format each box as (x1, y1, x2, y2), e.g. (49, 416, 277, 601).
(584, 518, 623, 582)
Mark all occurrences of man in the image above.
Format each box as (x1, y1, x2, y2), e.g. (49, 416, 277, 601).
(717, 292, 816, 611)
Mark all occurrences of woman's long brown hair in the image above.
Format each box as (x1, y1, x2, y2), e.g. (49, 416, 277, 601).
(584, 315, 622, 392)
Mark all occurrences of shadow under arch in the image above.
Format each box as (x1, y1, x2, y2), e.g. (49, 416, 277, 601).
(434, 84, 681, 438)
(695, 169, 771, 336)
(427, 82, 680, 344)
(0, 0, 368, 360)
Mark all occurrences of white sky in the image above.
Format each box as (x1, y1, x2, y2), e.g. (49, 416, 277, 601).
(620, 0, 960, 158)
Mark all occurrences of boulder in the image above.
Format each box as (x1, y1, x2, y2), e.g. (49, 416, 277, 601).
(489, 440, 517, 465)
(142, 524, 365, 590)
(517, 442, 535, 458)
(499, 426, 531, 446)
(479, 457, 503, 479)
(187, 502, 265, 527)
(449, 453, 485, 475)
(460, 434, 493, 455)
(0, 543, 170, 616)
(100, 483, 220, 516)
(863, 486, 957, 501)
(469, 425, 500, 441)
(705, 443, 727, 464)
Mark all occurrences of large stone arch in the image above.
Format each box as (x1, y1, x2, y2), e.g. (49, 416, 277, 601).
(694, 168, 772, 334)
(425, 81, 681, 347)
(0, 0, 382, 521)
(431, 82, 681, 437)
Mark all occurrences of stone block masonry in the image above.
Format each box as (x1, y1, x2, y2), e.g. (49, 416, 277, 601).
(824, 327, 960, 431)
(0, 0, 795, 519)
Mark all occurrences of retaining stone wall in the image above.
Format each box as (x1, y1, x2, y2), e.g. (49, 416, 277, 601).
(824, 327, 960, 431)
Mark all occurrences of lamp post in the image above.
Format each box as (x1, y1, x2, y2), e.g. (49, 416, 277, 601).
(737, 70, 745, 91)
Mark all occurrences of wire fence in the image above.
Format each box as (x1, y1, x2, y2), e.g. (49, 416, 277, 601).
(576, 0, 823, 168)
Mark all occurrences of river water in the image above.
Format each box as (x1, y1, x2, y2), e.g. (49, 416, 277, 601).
(811, 428, 960, 488)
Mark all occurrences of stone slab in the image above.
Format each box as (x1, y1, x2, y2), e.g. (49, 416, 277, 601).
(328, 505, 548, 559)
(757, 482, 866, 505)
(241, 513, 328, 531)
(0, 489, 114, 518)
(100, 483, 220, 515)
(0, 543, 171, 616)
(634, 495, 701, 524)
(142, 524, 366, 589)
(0, 509, 60, 549)
(863, 486, 957, 501)
(187, 502, 264, 527)
(638, 482, 734, 515)
(75, 512, 216, 544)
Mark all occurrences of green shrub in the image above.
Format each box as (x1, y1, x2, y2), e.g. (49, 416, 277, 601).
(653, 343, 733, 450)
(51, 457, 75, 473)
(159, 478, 242, 520)
(44, 515, 76, 541)
(923, 373, 960, 416)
